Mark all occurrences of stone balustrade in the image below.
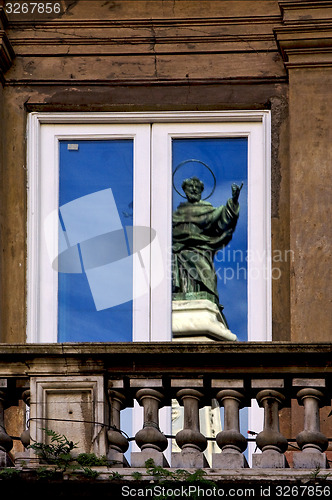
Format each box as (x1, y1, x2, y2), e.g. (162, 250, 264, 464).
(0, 343, 330, 470)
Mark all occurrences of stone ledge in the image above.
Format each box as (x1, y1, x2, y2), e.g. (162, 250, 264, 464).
(0, 342, 331, 377)
(5, 465, 332, 482)
(0, 341, 330, 355)
(1, 475, 331, 500)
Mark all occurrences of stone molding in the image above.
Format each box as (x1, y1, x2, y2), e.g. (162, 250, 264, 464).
(0, 342, 331, 377)
(278, 1, 332, 24)
(7, 13, 282, 49)
(275, 25, 332, 68)
(5, 6, 286, 85)
(0, 7, 15, 84)
(276, 0, 332, 69)
(8, 15, 281, 26)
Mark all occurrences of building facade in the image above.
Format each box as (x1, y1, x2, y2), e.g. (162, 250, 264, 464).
(0, 0, 331, 494)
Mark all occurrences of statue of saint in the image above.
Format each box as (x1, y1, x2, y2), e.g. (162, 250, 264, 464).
(172, 176, 242, 320)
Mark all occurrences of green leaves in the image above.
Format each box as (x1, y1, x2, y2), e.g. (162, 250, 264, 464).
(28, 428, 78, 472)
(28, 427, 78, 464)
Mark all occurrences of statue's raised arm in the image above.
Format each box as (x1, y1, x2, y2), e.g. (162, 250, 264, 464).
(231, 182, 243, 204)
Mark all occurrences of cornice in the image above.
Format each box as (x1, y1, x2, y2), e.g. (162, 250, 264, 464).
(0, 5, 8, 30)
(6, 15, 282, 30)
(275, 2, 332, 69)
(8, 35, 278, 59)
(275, 27, 332, 68)
(6, 13, 282, 57)
(5, 75, 287, 88)
(10, 34, 276, 46)
(275, 23, 332, 48)
(0, 8, 15, 84)
(6, 13, 282, 60)
(279, 0, 332, 23)
(0, 30, 15, 66)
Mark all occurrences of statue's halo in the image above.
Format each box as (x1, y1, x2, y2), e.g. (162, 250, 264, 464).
(172, 159, 217, 200)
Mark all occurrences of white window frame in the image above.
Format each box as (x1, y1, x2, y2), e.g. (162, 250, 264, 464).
(27, 111, 271, 344)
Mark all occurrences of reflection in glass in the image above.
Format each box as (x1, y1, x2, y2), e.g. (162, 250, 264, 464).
(58, 140, 133, 342)
(172, 138, 248, 341)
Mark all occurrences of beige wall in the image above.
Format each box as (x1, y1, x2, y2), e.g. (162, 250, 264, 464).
(0, 82, 3, 342)
(0, 1, 330, 343)
(1, 88, 27, 343)
(289, 69, 332, 342)
(276, 0, 332, 342)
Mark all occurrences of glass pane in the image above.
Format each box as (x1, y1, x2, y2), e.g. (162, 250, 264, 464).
(58, 140, 133, 342)
(172, 138, 248, 341)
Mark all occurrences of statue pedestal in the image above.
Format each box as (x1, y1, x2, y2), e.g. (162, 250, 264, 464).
(172, 299, 237, 341)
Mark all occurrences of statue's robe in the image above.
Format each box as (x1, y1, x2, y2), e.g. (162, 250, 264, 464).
(172, 198, 239, 304)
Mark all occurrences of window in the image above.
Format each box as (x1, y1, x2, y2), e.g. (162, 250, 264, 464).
(171, 137, 247, 338)
(58, 139, 134, 342)
(27, 111, 271, 344)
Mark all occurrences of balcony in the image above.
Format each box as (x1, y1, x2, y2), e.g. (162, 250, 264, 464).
(0, 343, 331, 492)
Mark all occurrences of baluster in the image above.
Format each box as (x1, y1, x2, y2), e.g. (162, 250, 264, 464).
(131, 380, 169, 467)
(252, 380, 288, 468)
(212, 380, 248, 468)
(107, 380, 130, 467)
(20, 389, 31, 449)
(293, 379, 328, 469)
(171, 379, 208, 467)
(0, 380, 13, 467)
(13, 388, 31, 466)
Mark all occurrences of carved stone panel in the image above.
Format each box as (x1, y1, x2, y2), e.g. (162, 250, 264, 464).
(29, 376, 107, 457)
